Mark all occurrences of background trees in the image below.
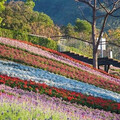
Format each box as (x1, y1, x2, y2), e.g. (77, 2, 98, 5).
(61, 18, 92, 40)
(0, 0, 6, 23)
(0, 1, 61, 37)
(108, 29, 120, 45)
(75, 18, 92, 33)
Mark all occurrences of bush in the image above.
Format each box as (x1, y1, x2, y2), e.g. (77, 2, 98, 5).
(0, 28, 57, 50)
(28, 35, 57, 50)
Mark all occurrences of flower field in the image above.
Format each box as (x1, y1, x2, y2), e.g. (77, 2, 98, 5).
(0, 37, 120, 119)
(0, 37, 119, 81)
(1, 73, 120, 113)
(0, 84, 120, 120)
(0, 60, 120, 103)
(0, 42, 120, 94)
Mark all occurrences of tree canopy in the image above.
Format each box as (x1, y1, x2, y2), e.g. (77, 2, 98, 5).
(61, 18, 92, 41)
(75, 18, 92, 33)
(108, 29, 120, 45)
(0, 1, 61, 37)
(0, 0, 6, 23)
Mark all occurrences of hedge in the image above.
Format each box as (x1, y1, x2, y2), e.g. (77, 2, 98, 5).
(0, 28, 57, 50)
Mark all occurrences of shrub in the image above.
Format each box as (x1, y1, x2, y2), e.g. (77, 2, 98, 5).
(0, 27, 57, 50)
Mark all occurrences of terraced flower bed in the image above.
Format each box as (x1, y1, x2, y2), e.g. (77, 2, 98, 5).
(0, 74, 120, 114)
(0, 37, 120, 82)
(0, 84, 120, 120)
(0, 43, 120, 94)
(0, 60, 120, 103)
(1, 37, 119, 80)
(0, 37, 120, 119)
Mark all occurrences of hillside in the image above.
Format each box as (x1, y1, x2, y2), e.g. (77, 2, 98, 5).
(5, 0, 120, 31)
(34, 0, 90, 25)
(33, 0, 120, 31)
(0, 1, 120, 119)
(0, 36, 120, 119)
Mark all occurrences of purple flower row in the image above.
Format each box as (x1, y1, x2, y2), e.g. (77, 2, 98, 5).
(0, 84, 120, 120)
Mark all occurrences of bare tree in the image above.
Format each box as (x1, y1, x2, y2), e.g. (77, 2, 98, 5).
(75, 0, 120, 68)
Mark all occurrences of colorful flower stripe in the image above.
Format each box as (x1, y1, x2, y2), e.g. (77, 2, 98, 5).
(0, 37, 119, 80)
(0, 74, 120, 113)
(0, 37, 120, 83)
(0, 93, 79, 120)
(0, 44, 120, 94)
(1, 84, 120, 120)
(0, 60, 120, 103)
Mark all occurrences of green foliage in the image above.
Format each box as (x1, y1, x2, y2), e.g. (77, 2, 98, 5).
(75, 18, 92, 33)
(0, 0, 6, 24)
(108, 29, 120, 44)
(61, 19, 92, 41)
(38, 12, 54, 27)
(63, 23, 77, 36)
(28, 36, 57, 50)
(0, 27, 58, 50)
(0, 1, 32, 32)
(0, 0, 6, 13)
(25, 0, 35, 9)
(0, 101, 70, 120)
(60, 18, 92, 58)
(0, 1, 60, 37)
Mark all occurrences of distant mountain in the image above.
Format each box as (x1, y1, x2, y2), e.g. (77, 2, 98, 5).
(34, 0, 91, 25)
(33, 0, 120, 31)
(6, 0, 120, 31)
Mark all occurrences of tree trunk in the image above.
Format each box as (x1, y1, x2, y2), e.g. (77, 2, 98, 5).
(92, 0, 98, 69)
(93, 46, 98, 68)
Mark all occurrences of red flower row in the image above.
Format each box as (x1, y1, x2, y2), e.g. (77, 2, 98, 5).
(0, 74, 120, 114)
(0, 43, 120, 94)
(1, 37, 120, 80)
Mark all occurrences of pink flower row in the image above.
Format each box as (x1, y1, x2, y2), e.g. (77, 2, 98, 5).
(0, 37, 120, 84)
(0, 43, 120, 94)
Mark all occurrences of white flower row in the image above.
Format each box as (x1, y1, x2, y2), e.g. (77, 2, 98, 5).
(0, 59, 120, 102)
(0, 37, 120, 84)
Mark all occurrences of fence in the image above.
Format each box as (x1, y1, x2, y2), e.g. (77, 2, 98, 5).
(54, 36, 93, 58)
(52, 36, 120, 61)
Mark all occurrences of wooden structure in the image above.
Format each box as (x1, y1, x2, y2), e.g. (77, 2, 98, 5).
(62, 52, 120, 72)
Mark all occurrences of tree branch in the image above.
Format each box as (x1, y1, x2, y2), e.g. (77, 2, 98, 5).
(96, 2, 114, 11)
(98, 0, 110, 13)
(95, 14, 106, 19)
(110, 0, 120, 13)
(96, 0, 120, 48)
(109, 13, 120, 17)
(109, 6, 120, 15)
(96, 14, 109, 51)
(78, 5, 92, 24)
(75, 0, 93, 8)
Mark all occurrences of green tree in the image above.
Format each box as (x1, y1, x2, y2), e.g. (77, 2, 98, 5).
(108, 29, 120, 44)
(0, 1, 61, 37)
(0, 1, 32, 32)
(38, 12, 54, 27)
(75, 18, 92, 33)
(25, 0, 35, 9)
(64, 23, 76, 36)
(0, 0, 6, 23)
